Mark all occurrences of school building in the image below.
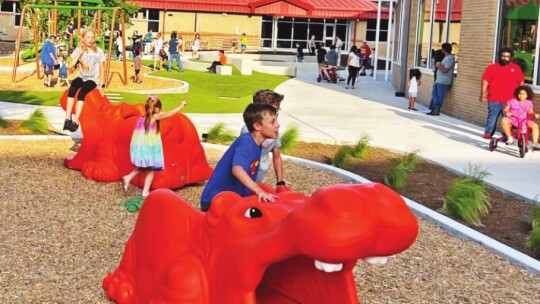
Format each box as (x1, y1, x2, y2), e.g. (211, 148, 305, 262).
(392, 0, 540, 127)
(0, 0, 390, 54)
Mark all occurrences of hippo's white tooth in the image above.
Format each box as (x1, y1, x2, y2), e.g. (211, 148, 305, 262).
(314, 260, 343, 273)
(364, 256, 389, 265)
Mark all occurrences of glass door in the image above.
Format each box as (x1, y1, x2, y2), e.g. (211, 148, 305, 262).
(324, 24, 335, 47)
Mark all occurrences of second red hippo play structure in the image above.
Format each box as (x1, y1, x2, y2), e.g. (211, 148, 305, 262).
(59, 90, 213, 189)
(103, 183, 419, 304)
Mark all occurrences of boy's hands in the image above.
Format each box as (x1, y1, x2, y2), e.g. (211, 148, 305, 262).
(256, 190, 277, 203)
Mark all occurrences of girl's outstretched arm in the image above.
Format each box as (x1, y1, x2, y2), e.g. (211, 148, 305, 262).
(155, 101, 187, 120)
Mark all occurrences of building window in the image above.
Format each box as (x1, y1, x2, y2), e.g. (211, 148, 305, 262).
(366, 19, 388, 41)
(147, 9, 159, 33)
(499, 0, 539, 84)
(261, 17, 349, 50)
(415, 0, 462, 71)
(1, 1, 20, 27)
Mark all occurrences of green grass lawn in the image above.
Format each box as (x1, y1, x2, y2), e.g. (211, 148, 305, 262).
(0, 62, 291, 113)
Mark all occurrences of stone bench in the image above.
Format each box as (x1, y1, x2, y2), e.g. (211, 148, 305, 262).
(216, 65, 232, 75)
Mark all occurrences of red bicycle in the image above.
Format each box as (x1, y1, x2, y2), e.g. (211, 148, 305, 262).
(489, 117, 530, 158)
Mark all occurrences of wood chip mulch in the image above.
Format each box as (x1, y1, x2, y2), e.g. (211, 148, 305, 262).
(1, 139, 539, 303)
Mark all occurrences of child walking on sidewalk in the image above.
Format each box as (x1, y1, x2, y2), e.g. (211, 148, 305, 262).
(122, 96, 187, 198)
(408, 68, 421, 111)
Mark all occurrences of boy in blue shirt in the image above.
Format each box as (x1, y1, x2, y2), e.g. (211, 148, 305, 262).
(200, 103, 279, 212)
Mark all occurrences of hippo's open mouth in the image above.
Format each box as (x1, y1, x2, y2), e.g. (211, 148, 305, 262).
(255, 255, 388, 304)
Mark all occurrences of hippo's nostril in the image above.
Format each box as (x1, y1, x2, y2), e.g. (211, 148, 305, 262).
(244, 207, 263, 218)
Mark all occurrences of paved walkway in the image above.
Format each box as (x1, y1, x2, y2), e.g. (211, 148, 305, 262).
(1, 70, 539, 201)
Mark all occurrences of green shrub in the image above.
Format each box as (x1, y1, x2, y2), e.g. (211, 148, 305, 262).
(333, 145, 354, 169)
(530, 227, 540, 256)
(443, 179, 490, 226)
(383, 150, 419, 190)
(19, 108, 49, 134)
(280, 125, 299, 154)
(531, 197, 540, 230)
(352, 134, 370, 159)
(206, 123, 237, 145)
(464, 163, 491, 186)
(0, 115, 7, 128)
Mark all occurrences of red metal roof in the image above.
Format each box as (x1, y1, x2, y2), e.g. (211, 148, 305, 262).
(131, 0, 388, 19)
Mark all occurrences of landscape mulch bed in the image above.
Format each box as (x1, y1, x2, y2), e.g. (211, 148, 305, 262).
(1, 139, 540, 303)
(287, 142, 538, 260)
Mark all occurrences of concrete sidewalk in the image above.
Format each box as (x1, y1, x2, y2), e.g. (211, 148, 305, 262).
(1, 69, 539, 201)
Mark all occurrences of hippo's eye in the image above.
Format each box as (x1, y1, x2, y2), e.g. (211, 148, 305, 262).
(244, 207, 263, 218)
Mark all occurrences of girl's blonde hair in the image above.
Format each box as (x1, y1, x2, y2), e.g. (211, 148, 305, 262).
(78, 28, 98, 53)
(144, 95, 161, 134)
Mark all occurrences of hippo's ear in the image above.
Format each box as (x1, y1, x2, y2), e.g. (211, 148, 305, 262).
(205, 191, 242, 223)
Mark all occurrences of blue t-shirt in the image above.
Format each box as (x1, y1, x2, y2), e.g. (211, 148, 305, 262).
(169, 38, 179, 54)
(40, 40, 57, 66)
(200, 133, 262, 210)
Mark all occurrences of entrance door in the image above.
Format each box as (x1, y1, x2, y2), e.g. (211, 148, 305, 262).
(324, 24, 335, 47)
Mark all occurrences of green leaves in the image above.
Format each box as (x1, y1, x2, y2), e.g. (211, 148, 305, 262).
(206, 123, 237, 145)
(443, 165, 491, 227)
(279, 125, 299, 154)
(384, 150, 419, 190)
(118, 196, 144, 213)
(19, 108, 49, 134)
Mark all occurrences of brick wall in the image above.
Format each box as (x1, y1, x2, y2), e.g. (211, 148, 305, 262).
(397, 0, 540, 129)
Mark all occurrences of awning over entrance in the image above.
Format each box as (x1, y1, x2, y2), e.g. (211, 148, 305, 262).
(133, 0, 388, 19)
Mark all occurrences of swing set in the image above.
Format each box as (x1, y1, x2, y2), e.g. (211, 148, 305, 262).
(11, 0, 128, 87)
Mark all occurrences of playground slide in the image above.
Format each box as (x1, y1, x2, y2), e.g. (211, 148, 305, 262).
(59, 89, 213, 190)
(21, 43, 43, 61)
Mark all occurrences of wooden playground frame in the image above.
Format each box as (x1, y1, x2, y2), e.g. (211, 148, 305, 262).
(11, 0, 128, 88)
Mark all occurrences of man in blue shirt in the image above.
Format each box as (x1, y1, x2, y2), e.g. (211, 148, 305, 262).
(40, 34, 58, 87)
(168, 31, 184, 72)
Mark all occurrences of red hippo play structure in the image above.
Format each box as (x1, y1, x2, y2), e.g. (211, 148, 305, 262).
(59, 90, 212, 189)
(103, 183, 419, 304)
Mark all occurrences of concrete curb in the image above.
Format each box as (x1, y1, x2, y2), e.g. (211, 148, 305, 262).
(202, 142, 540, 274)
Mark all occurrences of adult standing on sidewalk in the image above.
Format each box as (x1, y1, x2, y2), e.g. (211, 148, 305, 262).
(426, 43, 455, 116)
(479, 47, 524, 139)
(345, 45, 360, 89)
(335, 35, 343, 67)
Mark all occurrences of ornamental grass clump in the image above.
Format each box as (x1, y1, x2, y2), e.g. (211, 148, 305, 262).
(352, 134, 370, 159)
(530, 198, 540, 255)
(280, 125, 299, 154)
(383, 150, 419, 190)
(442, 164, 491, 227)
(0, 114, 7, 128)
(206, 123, 237, 145)
(19, 108, 49, 134)
(332, 145, 354, 169)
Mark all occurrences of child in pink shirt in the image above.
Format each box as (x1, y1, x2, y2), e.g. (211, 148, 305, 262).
(501, 85, 540, 150)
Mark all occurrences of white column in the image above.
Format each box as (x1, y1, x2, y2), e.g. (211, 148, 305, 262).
(385, 0, 394, 81)
(373, 0, 382, 80)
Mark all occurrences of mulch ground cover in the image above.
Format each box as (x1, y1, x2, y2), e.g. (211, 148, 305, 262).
(1, 139, 540, 303)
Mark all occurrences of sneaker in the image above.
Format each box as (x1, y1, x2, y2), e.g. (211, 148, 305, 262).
(63, 119, 72, 131)
(69, 121, 79, 132)
(339, 78, 345, 81)
(483, 133, 492, 139)
(506, 137, 514, 145)
(345, 85, 349, 89)
(532, 144, 540, 151)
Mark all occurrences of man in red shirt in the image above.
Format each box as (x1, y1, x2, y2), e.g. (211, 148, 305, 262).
(480, 47, 524, 139)
(359, 41, 371, 76)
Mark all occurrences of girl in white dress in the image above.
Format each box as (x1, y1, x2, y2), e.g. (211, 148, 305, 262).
(408, 68, 422, 111)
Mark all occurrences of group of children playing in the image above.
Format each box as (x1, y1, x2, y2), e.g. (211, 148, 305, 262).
(123, 89, 285, 210)
(407, 69, 540, 150)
